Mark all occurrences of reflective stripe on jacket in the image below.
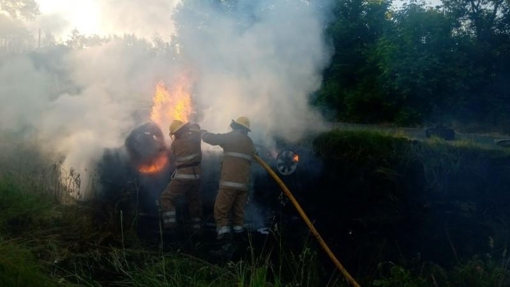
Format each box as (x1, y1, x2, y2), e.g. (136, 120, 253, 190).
(175, 153, 200, 163)
(172, 170, 201, 180)
(171, 127, 202, 176)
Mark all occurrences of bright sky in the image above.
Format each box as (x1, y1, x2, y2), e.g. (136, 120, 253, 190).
(35, 0, 179, 40)
(37, 0, 101, 35)
(35, 0, 444, 38)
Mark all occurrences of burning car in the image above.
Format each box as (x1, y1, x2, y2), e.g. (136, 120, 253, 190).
(96, 119, 316, 238)
(124, 121, 170, 174)
(94, 79, 320, 240)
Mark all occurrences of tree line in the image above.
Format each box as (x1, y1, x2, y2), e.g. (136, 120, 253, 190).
(316, 0, 510, 132)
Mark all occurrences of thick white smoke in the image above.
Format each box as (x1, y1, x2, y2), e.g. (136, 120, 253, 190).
(0, 39, 183, 198)
(175, 0, 332, 144)
(0, 0, 332, 199)
(99, 0, 180, 40)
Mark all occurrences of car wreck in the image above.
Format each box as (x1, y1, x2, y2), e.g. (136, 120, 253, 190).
(95, 121, 320, 241)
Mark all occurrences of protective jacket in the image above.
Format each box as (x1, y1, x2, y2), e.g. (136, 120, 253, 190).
(159, 126, 202, 229)
(171, 129, 202, 179)
(202, 130, 255, 190)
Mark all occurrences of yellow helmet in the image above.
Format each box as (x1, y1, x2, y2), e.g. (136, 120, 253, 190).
(233, 116, 251, 132)
(169, 120, 186, 135)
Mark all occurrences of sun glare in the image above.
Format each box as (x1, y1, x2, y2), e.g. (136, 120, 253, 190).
(37, 0, 101, 35)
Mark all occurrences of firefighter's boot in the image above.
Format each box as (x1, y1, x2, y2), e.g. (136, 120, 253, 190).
(210, 227, 235, 259)
(162, 211, 176, 229)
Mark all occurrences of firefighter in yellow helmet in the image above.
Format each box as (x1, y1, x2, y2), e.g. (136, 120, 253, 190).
(201, 116, 255, 241)
(159, 119, 203, 232)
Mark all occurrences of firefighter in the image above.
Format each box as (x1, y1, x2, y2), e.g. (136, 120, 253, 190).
(201, 116, 255, 241)
(159, 120, 203, 232)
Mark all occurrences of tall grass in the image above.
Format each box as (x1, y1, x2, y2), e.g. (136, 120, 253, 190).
(0, 166, 341, 286)
(5, 130, 510, 286)
(0, 238, 63, 287)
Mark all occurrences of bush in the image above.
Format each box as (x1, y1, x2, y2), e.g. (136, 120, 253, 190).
(0, 238, 60, 287)
(0, 178, 54, 233)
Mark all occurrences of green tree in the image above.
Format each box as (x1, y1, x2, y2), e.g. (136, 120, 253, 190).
(316, 0, 393, 122)
(317, 0, 510, 131)
(65, 29, 112, 49)
(0, 0, 39, 20)
(442, 0, 510, 129)
(373, 2, 463, 124)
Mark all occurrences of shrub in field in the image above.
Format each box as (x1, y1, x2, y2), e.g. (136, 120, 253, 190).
(0, 178, 54, 233)
(0, 239, 59, 287)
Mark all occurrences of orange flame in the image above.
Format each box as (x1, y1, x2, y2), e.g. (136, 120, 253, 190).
(139, 78, 193, 175)
(150, 79, 193, 131)
(139, 153, 168, 175)
(293, 154, 299, 162)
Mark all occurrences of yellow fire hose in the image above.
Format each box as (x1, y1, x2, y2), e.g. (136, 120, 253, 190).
(254, 155, 361, 287)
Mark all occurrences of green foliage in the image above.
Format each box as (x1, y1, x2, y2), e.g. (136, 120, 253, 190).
(373, 263, 428, 287)
(311, 130, 510, 284)
(0, 239, 58, 287)
(449, 256, 508, 287)
(317, 0, 393, 122)
(0, 177, 54, 232)
(374, 3, 462, 124)
(314, 129, 410, 167)
(86, 249, 236, 287)
(0, 170, 336, 287)
(373, 257, 509, 287)
(0, 0, 40, 20)
(4, 131, 510, 286)
(317, 0, 510, 130)
(314, 129, 510, 201)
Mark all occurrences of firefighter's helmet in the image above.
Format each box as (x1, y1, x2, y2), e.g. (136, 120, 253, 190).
(232, 116, 251, 132)
(169, 120, 186, 135)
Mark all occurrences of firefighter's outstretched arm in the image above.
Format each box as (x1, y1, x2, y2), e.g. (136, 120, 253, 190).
(201, 131, 227, 146)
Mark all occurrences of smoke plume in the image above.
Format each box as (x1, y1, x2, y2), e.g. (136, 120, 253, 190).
(175, 0, 332, 143)
(0, 0, 332, 198)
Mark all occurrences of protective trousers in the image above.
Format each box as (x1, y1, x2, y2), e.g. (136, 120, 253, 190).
(159, 178, 202, 229)
(214, 188, 248, 237)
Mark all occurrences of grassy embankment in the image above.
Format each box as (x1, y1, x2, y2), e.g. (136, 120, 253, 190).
(0, 141, 340, 287)
(312, 130, 510, 286)
(2, 130, 510, 286)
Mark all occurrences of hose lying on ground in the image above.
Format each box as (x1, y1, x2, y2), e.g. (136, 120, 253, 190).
(254, 155, 361, 287)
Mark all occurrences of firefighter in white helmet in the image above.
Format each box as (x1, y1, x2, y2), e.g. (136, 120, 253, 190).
(159, 120, 203, 232)
(201, 116, 255, 241)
